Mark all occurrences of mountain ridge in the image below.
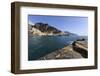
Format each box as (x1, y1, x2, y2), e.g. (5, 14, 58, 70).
(28, 22, 76, 36)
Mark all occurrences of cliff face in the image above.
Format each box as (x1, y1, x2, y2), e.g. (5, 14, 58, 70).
(33, 23, 61, 34)
(28, 23, 68, 36)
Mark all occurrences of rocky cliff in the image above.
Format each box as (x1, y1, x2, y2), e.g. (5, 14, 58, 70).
(28, 23, 68, 36)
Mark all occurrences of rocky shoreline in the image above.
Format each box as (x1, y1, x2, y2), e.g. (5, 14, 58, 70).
(39, 40, 88, 60)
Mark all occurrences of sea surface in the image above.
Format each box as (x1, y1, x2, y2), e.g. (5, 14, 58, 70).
(28, 35, 87, 60)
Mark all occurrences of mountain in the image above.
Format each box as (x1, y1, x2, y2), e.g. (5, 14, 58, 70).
(28, 22, 76, 36)
(28, 24, 43, 36)
(33, 23, 62, 34)
(64, 31, 78, 36)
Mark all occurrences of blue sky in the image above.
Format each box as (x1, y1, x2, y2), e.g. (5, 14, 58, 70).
(28, 15, 88, 36)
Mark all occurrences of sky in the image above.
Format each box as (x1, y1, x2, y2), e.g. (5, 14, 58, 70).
(28, 15, 88, 36)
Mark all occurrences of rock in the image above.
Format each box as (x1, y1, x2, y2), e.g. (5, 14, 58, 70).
(72, 41, 88, 58)
(33, 23, 62, 34)
(56, 54, 61, 58)
(39, 40, 88, 60)
(76, 38, 85, 41)
(39, 45, 83, 60)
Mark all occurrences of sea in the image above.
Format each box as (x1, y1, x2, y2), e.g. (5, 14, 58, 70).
(28, 35, 87, 60)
